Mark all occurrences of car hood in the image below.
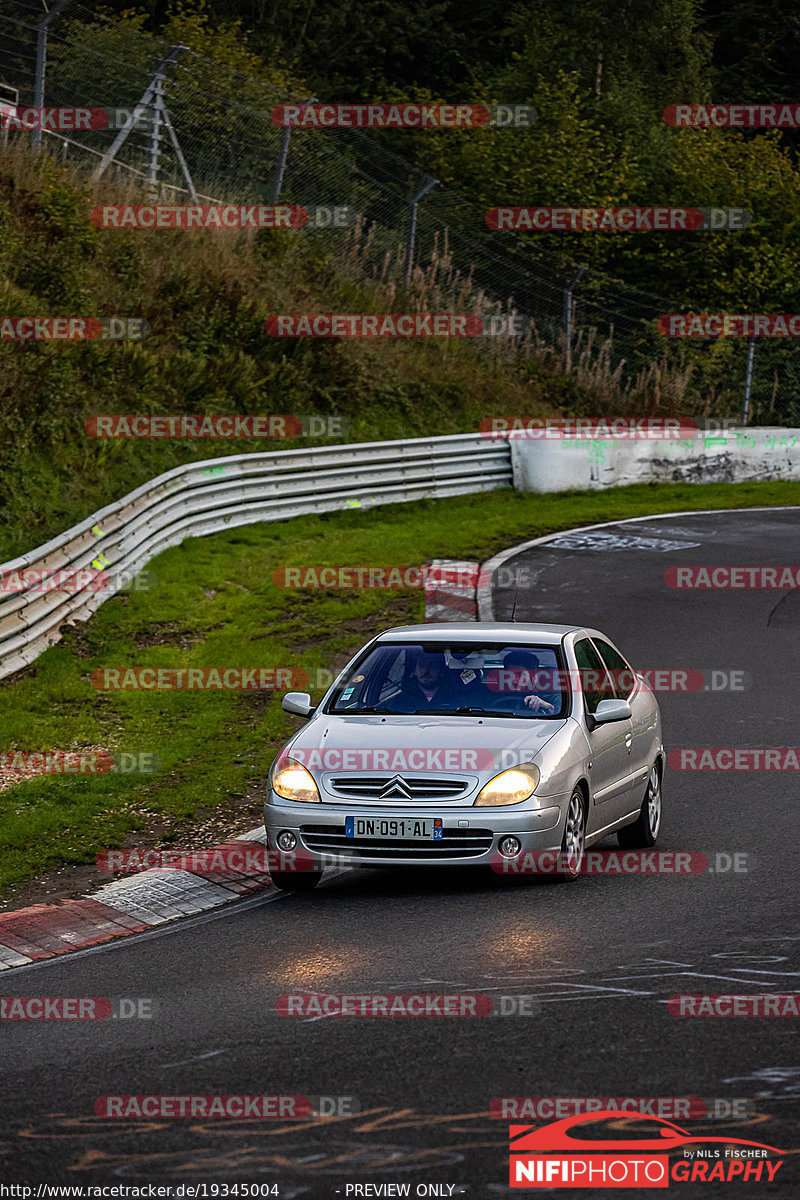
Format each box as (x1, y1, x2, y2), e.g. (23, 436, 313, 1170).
(286, 713, 566, 776)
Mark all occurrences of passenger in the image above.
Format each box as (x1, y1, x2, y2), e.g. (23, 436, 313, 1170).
(501, 650, 559, 714)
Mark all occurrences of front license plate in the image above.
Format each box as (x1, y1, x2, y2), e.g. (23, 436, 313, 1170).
(345, 817, 443, 841)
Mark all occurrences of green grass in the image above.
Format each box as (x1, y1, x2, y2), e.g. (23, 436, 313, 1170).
(1, 477, 799, 896)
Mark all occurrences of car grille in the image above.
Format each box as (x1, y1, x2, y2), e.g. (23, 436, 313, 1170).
(300, 824, 494, 859)
(327, 774, 471, 801)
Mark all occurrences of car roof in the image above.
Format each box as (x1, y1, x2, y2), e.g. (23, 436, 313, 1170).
(376, 622, 583, 646)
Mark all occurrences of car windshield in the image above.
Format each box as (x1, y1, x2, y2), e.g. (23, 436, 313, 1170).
(327, 642, 568, 718)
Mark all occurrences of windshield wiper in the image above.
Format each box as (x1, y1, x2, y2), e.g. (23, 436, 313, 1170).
(404, 706, 506, 716)
(334, 705, 389, 714)
(426, 707, 552, 718)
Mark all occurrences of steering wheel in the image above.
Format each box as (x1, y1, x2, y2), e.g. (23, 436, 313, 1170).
(491, 693, 532, 712)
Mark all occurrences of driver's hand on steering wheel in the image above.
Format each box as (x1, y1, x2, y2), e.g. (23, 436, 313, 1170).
(523, 695, 555, 713)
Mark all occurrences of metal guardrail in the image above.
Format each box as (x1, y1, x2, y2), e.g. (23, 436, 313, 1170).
(0, 433, 512, 680)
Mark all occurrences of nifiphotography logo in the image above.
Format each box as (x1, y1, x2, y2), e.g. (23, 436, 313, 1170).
(508, 1110, 785, 1188)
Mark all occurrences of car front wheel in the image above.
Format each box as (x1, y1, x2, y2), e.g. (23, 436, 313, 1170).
(618, 763, 662, 848)
(558, 788, 587, 881)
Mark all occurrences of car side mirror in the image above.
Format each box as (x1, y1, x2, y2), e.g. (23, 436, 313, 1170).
(588, 698, 632, 729)
(282, 691, 315, 718)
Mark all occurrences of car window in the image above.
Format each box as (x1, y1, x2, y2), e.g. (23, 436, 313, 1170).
(593, 638, 636, 700)
(573, 638, 616, 715)
(378, 648, 408, 702)
(327, 642, 568, 717)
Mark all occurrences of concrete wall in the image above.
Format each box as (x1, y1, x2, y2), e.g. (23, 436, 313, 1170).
(511, 427, 800, 492)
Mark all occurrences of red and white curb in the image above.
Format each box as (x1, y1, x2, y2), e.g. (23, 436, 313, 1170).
(423, 559, 479, 621)
(0, 826, 271, 970)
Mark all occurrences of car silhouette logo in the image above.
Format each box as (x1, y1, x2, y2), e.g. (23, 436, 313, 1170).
(378, 775, 413, 800)
(509, 1110, 784, 1154)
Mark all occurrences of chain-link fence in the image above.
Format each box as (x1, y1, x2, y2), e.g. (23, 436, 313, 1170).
(0, 0, 795, 424)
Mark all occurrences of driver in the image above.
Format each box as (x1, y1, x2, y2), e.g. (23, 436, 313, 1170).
(386, 650, 459, 712)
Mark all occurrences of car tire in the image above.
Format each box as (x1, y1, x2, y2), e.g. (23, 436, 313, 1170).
(557, 787, 587, 882)
(617, 762, 662, 849)
(270, 870, 322, 892)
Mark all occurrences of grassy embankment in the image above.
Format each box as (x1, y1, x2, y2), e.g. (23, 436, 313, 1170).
(0, 136, 720, 563)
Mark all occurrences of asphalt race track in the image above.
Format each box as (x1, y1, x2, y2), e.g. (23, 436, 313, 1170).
(2, 507, 799, 1196)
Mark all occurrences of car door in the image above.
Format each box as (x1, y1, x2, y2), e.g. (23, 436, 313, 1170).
(593, 636, 652, 814)
(574, 637, 634, 826)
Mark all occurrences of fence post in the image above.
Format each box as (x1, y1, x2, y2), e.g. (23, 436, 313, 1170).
(741, 337, 755, 425)
(271, 98, 316, 204)
(92, 45, 185, 183)
(403, 177, 438, 283)
(146, 70, 165, 199)
(32, 0, 71, 153)
(564, 265, 587, 370)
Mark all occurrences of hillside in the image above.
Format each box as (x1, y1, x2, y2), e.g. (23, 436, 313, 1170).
(0, 142, 695, 562)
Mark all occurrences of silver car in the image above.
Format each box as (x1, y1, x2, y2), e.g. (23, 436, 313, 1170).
(264, 622, 664, 891)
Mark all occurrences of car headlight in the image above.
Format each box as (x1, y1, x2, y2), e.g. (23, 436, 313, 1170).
(271, 756, 320, 803)
(474, 765, 540, 806)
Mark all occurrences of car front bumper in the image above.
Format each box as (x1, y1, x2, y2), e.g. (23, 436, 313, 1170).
(264, 794, 566, 870)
